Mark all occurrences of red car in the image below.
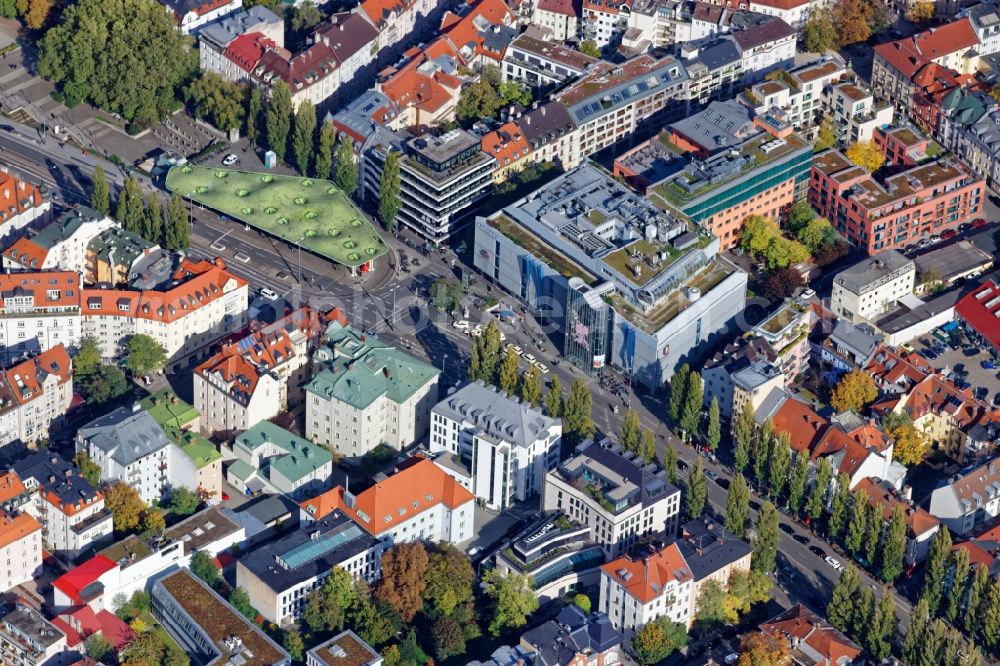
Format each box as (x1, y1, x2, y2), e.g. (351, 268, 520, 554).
(971, 218, 987, 229)
(941, 229, 957, 240)
(221, 492, 231, 501)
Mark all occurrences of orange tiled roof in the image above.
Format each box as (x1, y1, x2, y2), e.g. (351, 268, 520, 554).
(0, 471, 26, 503)
(0, 171, 44, 223)
(865, 344, 931, 391)
(2, 237, 49, 269)
(3, 344, 71, 407)
(441, 0, 514, 61)
(874, 19, 979, 80)
(904, 374, 988, 431)
(854, 477, 939, 538)
(848, 423, 892, 454)
(359, 0, 417, 28)
(380, 55, 462, 114)
(482, 122, 530, 166)
(0, 271, 80, 314)
(600, 543, 692, 604)
(0, 510, 41, 550)
(771, 396, 827, 453)
(760, 605, 862, 665)
(300, 456, 475, 535)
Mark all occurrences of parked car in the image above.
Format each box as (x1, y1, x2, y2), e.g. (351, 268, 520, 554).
(715, 477, 730, 490)
(971, 218, 987, 228)
(809, 545, 827, 558)
(825, 556, 844, 570)
(899, 342, 915, 353)
(452, 320, 471, 330)
(919, 349, 938, 360)
(793, 534, 811, 545)
(705, 469, 718, 481)
(982, 360, 998, 370)
(222, 153, 239, 166)
(259, 287, 279, 301)
(677, 459, 689, 472)
(941, 229, 958, 240)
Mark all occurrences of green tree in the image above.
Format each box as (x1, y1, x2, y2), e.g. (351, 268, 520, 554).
(985, 578, 1000, 650)
(751, 501, 779, 575)
(481, 569, 538, 636)
(695, 580, 730, 628)
(314, 122, 336, 179)
(573, 594, 591, 612)
(832, 0, 872, 46)
(73, 451, 102, 487)
(725, 474, 750, 537)
(639, 430, 656, 465)
(706, 397, 721, 452)
(733, 403, 755, 474)
(788, 199, 817, 232)
(664, 445, 679, 485)
(246, 86, 262, 146)
(667, 363, 690, 425)
(632, 617, 687, 665)
(620, 409, 641, 452)
(165, 192, 189, 251)
(187, 72, 244, 131)
(143, 196, 162, 245)
(946, 547, 971, 623)
(282, 629, 304, 661)
(797, 217, 835, 254)
(303, 567, 357, 632)
(801, 8, 835, 52)
(578, 40, 601, 58)
(266, 80, 293, 162)
(520, 365, 543, 408)
(86, 365, 128, 404)
(563, 378, 595, 448)
(844, 490, 869, 557)
(291, 0, 322, 32)
(863, 500, 882, 566)
(125, 334, 167, 377)
(741, 215, 780, 256)
(679, 371, 703, 434)
(921, 527, 953, 615)
(805, 457, 832, 521)
(545, 376, 563, 417)
(879, 503, 907, 581)
(351, 594, 397, 647)
(431, 616, 466, 660)
(85, 633, 113, 662)
(292, 100, 316, 175)
(827, 564, 860, 633)
(75, 337, 103, 381)
(826, 474, 851, 541)
(190, 550, 220, 588)
(767, 433, 791, 499)
(787, 451, 809, 515)
(378, 150, 401, 231)
(335, 134, 358, 195)
(498, 352, 520, 396)
(120, 631, 166, 666)
(229, 587, 257, 621)
(752, 419, 773, 489)
(116, 175, 145, 236)
(170, 487, 200, 516)
(902, 597, 930, 665)
(37, 0, 197, 124)
(964, 563, 989, 634)
(686, 457, 708, 519)
(91, 165, 110, 215)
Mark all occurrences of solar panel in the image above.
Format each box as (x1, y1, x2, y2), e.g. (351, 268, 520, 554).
(280, 524, 364, 570)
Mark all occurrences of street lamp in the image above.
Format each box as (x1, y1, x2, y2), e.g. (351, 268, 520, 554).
(297, 235, 305, 283)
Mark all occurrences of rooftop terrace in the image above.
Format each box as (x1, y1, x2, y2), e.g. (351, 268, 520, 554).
(489, 214, 598, 284)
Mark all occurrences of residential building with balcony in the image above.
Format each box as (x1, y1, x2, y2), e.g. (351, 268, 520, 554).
(515, 101, 579, 169)
(751, 300, 813, 382)
(0, 168, 50, 245)
(85, 226, 156, 286)
(140, 390, 222, 498)
(818, 319, 879, 374)
(929, 457, 1000, 535)
(0, 601, 66, 666)
(199, 6, 284, 77)
(473, 164, 747, 387)
(502, 30, 598, 93)
(678, 38, 742, 109)
(702, 337, 777, 419)
(2, 344, 73, 446)
(430, 380, 561, 510)
(748, 0, 819, 29)
(728, 13, 796, 82)
(829, 250, 915, 323)
(229, 422, 333, 500)
(305, 321, 439, 457)
(482, 122, 533, 184)
(532, 0, 581, 40)
(2, 206, 115, 273)
(0, 509, 41, 592)
(0, 271, 81, 363)
(543, 438, 680, 558)
(730, 359, 784, 427)
(826, 80, 894, 146)
(809, 149, 984, 256)
(582, 0, 628, 47)
(237, 512, 380, 624)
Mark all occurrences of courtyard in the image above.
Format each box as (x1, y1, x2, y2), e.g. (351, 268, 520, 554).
(165, 166, 388, 269)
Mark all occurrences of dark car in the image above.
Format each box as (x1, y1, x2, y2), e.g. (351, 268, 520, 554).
(793, 534, 811, 545)
(750, 500, 761, 513)
(976, 387, 989, 400)
(993, 392, 1000, 408)
(959, 222, 972, 232)
(780, 523, 796, 535)
(956, 379, 972, 390)
(809, 545, 827, 558)
(0, 124, 13, 132)
(920, 338, 933, 347)
(919, 349, 938, 360)
(677, 459, 689, 472)
(715, 477, 730, 490)
(941, 229, 958, 240)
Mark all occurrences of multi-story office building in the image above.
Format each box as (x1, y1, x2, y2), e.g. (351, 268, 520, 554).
(502, 30, 598, 94)
(305, 322, 439, 457)
(809, 149, 985, 256)
(430, 381, 562, 510)
(830, 250, 915, 324)
(2, 206, 115, 273)
(0, 271, 81, 363)
(473, 164, 747, 387)
(543, 438, 681, 558)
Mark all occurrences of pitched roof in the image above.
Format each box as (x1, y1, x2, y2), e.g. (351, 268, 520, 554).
(760, 604, 862, 665)
(0, 271, 80, 313)
(432, 380, 558, 448)
(235, 421, 332, 483)
(855, 477, 939, 538)
(0, 471, 26, 503)
(358, 0, 417, 28)
(730, 16, 795, 50)
(51, 606, 131, 649)
(903, 374, 989, 431)
(865, 344, 931, 392)
(3, 344, 72, 407)
(874, 19, 980, 79)
(482, 122, 531, 166)
(536, 0, 579, 16)
(52, 555, 118, 605)
(600, 542, 692, 603)
(938, 458, 1000, 515)
(957, 278, 1000, 351)
(79, 406, 171, 467)
(0, 170, 44, 223)
(0, 510, 40, 550)
(769, 391, 828, 453)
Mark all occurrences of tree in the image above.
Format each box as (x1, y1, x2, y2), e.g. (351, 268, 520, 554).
(75, 337, 103, 381)
(797, 217, 835, 254)
(378, 150, 401, 231)
(315, 123, 336, 179)
(573, 593, 591, 613)
(143, 196, 162, 245)
(91, 165, 110, 215)
(86, 364, 128, 404)
(946, 547, 971, 623)
(520, 365, 543, 408)
(170, 487, 200, 516)
(121, 631, 165, 666)
(763, 237, 810, 270)
(868, 592, 896, 660)
(985, 578, 1000, 650)
(498, 351, 520, 396)
(921, 527, 953, 615)
(456, 80, 502, 122)
(733, 403, 755, 474)
(845, 141, 885, 173)
(686, 458, 708, 519)
(423, 544, 475, 619)
(706, 397, 721, 452)
(832, 0, 872, 46)
(125, 334, 167, 377)
(639, 430, 656, 465)
(863, 500, 882, 566)
(291, 0, 322, 32)
(37, 0, 196, 124)
(116, 175, 145, 236)
(814, 115, 837, 151)
(990, 83, 1000, 105)
(788, 200, 817, 232)
(73, 451, 102, 487)
(229, 587, 257, 621)
(283, 629, 304, 661)
(246, 87, 262, 146)
(827, 564, 860, 633)
(964, 564, 989, 634)
(902, 597, 930, 665)
(103, 480, 145, 533)
(787, 451, 809, 515)
(752, 501, 779, 575)
(376, 542, 429, 622)
(352, 594, 397, 647)
(766, 434, 791, 499)
(695, 579, 731, 628)
(726, 474, 751, 537)
(335, 134, 358, 194)
(187, 72, 244, 131)
(741, 216, 780, 256)
(679, 371, 703, 435)
(761, 267, 804, 303)
(578, 40, 601, 58)
(830, 370, 877, 414)
(292, 100, 316, 175)
(664, 445, 679, 485)
(141, 507, 165, 533)
(545, 376, 563, 418)
(826, 474, 851, 541)
(23, 0, 53, 29)
(737, 632, 790, 666)
(563, 378, 595, 448)
(753, 419, 773, 489)
(907, 0, 934, 22)
(481, 569, 538, 636)
(190, 550, 220, 588)
(621, 409, 641, 452)
(888, 422, 929, 466)
(85, 633, 113, 662)
(632, 617, 687, 665)
(844, 490, 869, 557)
(667, 364, 690, 426)
(266, 80, 293, 162)
(806, 457, 833, 521)
(854, 586, 875, 648)
(432, 616, 466, 660)
(879, 503, 907, 581)
(165, 192, 189, 251)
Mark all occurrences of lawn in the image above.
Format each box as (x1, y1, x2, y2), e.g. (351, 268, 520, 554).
(165, 166, 388, 268)
(140, 390, 198, 430)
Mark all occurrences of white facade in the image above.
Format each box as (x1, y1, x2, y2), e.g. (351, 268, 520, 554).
(167, 0, 244, 34)
(80, 437, 172, 506)
(748, 0, 817, 28)
(929, 458, 1000, 535)
(0, 604, 66, 666)
(196, 370, 282, 435)
(532, 6, 579, 40)
(599, 545, 695, 634)
(831, 252, 916, 323)
(2, 210, 115, 273)
(736, 27, 796, 82)
(0, 271, 81, 363)
(16, 467, 113, 560)
(0, 513, 42, 592)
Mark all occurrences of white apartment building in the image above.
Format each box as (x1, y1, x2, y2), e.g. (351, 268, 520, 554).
(582, 0, 627, 47)
(929, 457, 1000, 535)
(80, 257, 249, 370)
(2, 206, 115, 273)
(77, 405, 176, 505)
(0, 510, 42, 592)
(731, 16, 796, 82)
(305, 322, 439, 457)
(0, 271, 81, 363)
(742, 58, 844, 132)
(532, 0, 579, 40)
(12, 452, 114, 559)
(430, 381, 562, 511)
(0, 603, 66, 666)
(826, 80, 894, 146)
(502, 31, 598, 92)
(198, 5, 284, 76)
(3, 344, 74, 445)
(543, 438, 681, 559)
(162, 0, 243, 34)
(0, 168, 50, 244)
(749, 0, 821, 29)
(230, 422, 333, 500)
(831, 250, 916, 323)
(962, 3, 1000, 56)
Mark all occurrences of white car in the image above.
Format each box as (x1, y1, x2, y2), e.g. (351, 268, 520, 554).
(725, 654, 739, 665)
(825, 556, 844, 571)
(222, 154, 238, 166)
(507, 345, 523, 356)
(452, 320, 471, 331)
(523, 353, 536, 364)
(259, 287, 279, 301)
(535, 363, 549, 374)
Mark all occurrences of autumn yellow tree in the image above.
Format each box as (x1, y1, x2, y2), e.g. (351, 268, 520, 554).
(884, 414, 930, 466)
(102, 481, 146, 533)
(738, 631, 792, 666)
(830, 370, 878, 414)
(846, 141, 886, 173)
(832, 0, 872, 46)
(907, 1, 935, 22)
(23, 0, 52, 29)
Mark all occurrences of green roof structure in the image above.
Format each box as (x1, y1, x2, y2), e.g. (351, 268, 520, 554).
(234, 421, 332, 484)
(305, 322, 440, 410)
(228, 459, 257, 483)
(164, 166, 388, 268)
(140, 390, 200, 430)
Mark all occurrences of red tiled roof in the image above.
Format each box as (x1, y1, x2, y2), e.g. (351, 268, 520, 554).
(0, 271, 80, 314)
(771, 396, 827, 453)
(760, 605, 862, 664)
(904, 374, 988, 431)
(854, 477, 939, 538)
(3, 344, 72, 407)
(442, 0, 514, 60)
(537, 0, 579, 16)
(52, 555, 117, 605)
(224, 32, 274, 73)
(0, 171, 44, 223)
(482, 122, 530, 166)
(874, 19, 979, 80)
(600, 543, 692, 604)
(0, 511, 40, 550)
(51, 606, 132, 649)
(865, 344, 931, 391)
(380, 55, 462, 114)
(2, 237, 49, 269)
(957, 279, 1000, 352)
(0, 471, 26, 503)
(359, 0, 417, 27)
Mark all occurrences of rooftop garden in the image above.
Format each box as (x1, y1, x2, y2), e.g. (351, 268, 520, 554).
(602, 238, 682, 287)
(140, 390, 198, 430)
(101, 535, 153, 564)
(758, 303, 801, 335)
(490, 214, 598, 284)
(165, 166, 388, 268)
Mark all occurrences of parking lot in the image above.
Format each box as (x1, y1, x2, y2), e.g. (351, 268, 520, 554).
(908, 326, 1000, 407)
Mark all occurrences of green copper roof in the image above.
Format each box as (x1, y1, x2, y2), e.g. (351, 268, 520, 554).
(166, 425, 221, 469)
(305, 323, 439, 410)
(140, 390, 200, 430)
(229, 458, 257, 482)
(235, 421, 332, 483)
